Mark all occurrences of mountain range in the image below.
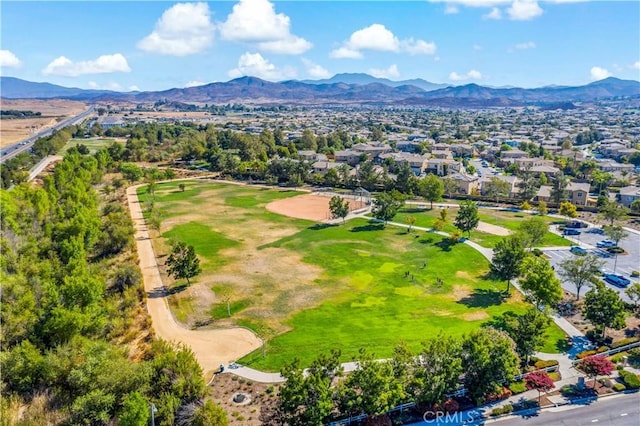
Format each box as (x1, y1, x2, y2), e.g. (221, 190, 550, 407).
(1, 75, 639, 107)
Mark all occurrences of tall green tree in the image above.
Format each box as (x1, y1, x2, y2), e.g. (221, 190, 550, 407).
(372, 190, 405, 225)
(419, 174, 444, 209)
(490, 235, 526, 292)
(550, 173, 569, 205)
(461, 328, 520, 405)
(583, 285, 627, 339)
(519, 255, 563, 309)
(604, 224, 629, 273)
(559, 201, 578, 219)
(454, 200, 479, 237)
(518, 216, 548, 249)
(329, 196, 350, 224)
(492, 308, 550, 366)
(166, 241, 201, 285)
(412, 335, 463, 406)
(558, 254, 603, 300)
(484, 177, 511, 203)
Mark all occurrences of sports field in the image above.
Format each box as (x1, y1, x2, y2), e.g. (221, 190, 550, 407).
(141, 180, 567, 371)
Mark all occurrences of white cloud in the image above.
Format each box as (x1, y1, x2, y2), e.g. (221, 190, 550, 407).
(87, 81, 123, 91)
(445, 4, 459, 13)
(449, 69, 483, 81)
(138, 2, 214, 56)
(514, 41, 536, 50)
(590, 66, 612, 81)
(369, 64, 400, 79)
(227, 52, 296, 81)
(507, 0, 543, 20)
(329, 47, 363, 59)
(43, 53, 131, 77)
(185, 80, 207, 88)
(0, 50, 22, 68)
(302, 58, 331, 79)
(633, 61, 640, 70)
(257, 36, 312, 55)
(219, 0, 311, 55)
(129, 85, 140, 92)
(483, 7, 503, 19)
(330, 24, 436, 59)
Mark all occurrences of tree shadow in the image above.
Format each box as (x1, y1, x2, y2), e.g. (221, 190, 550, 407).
(402, 207, 426, 214)
(148, 284, 189, 298)
(350, 223, 385, 232)
(419, 236, 435, 245)
(458, 289, 507, 308)
(308, 223, 337, 231)
(434, 237, 456, 251)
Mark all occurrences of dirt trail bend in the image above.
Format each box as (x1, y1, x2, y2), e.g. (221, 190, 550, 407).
(126, 185, 262, 374)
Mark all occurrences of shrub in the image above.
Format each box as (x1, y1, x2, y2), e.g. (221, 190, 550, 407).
(490, 405, 514, 416)
(619, 371, 640, 390)
(577, 350, 597, 359)
(612, 383, 626, 392)
(508, 381, 527, 394)
(610, 352, 628, 363)
(596, 346, 611, 354)
(628, 349, 640, 367)
(611, 337, 640, 349)
(531, 248, 543, 257)
(534, 360, 559, 369)
(632, 271, 640, 278)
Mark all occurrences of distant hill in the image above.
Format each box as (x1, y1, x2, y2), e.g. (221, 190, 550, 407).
(2, 75, 639, 107)
(299, 73, 449, 91)
(0, 76, 117, 99)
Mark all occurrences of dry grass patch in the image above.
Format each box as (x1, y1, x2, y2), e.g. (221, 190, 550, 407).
(450, 284, 472, 300)
(461, 311, 490, 321)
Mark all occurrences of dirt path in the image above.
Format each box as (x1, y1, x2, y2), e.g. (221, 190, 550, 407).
(126, 185, 262, 374)
(476, 221, 511, 236)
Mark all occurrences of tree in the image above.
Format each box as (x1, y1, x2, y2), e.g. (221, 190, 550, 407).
(454, 200, 479, 237)
(413, 335, 463, 406)
(493, 308, 550, 366)
(578, 356, 614, 388)
(178, 183, 186, 192)
(461, 328, 520, 405)
(519, 255, 563, 309)
(598, 201, 628, 225)
(626, 283, 640, 314)
(558, 254, 604, 300)
(604, 224, 629, 273)
(405, 215, 416, 233)
(485, 177, 511, 203)
(191, 400, 228, 426)
(119, 392, 150, 426)
(520, 200, 532, 210)
(559, 201, 578, 219)
(442, 176, 459, 198)
(490, 235, 526, 293)
(419, 174, 444, 209)
(166, 241, 201, 285)
(536, 200, 548, 216)
(518, 217, 548, 249)
(517, 165, 539, 201)
(372, 190, 405, 225)
(119, 162, 144, 182)
(550, 173, 569, 205)
(525, 371, 555, 403)
(329, 196, 350, 224)
(216, 287, 233, 317)
(583, 285, 626, 339)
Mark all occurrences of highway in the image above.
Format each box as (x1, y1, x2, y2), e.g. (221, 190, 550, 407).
(0, 105, 94, 163)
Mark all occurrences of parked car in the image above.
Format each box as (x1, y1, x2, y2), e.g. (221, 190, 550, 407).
(566, 221, 588, 229)
(587, 227, 605, 235)
(570, 246, 587, 255)
(563, 228, 581, 236)
(603, 274, 631, 288)
(596, 240, 616, 248)
(595, 250, 614, 258)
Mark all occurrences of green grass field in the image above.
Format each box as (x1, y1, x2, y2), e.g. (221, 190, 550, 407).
(61, 137, 121, 153)
(142, 181, 567, 371)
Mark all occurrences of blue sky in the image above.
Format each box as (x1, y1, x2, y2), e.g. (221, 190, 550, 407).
(1, 1, 639, 91)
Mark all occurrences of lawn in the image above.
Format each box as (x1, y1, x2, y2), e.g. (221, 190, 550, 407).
(143, 181, 567, 371)
(392, 206, 570, 248)
(61, 137, 121, 153)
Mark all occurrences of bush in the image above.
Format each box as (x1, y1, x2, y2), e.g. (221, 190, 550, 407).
(611, 337, 640, 349)
(561, 385, 581, 396)
(628, 349, 640, 368)
(612, 382, 626, 392)
(491, 405, 514, 416)
(531, 248, 543, 257)
(577, 349, 597, 359)
(508, 381, 527, 394)
(619, 371, 640, 390)
(534, 359, 559, 369)
(610, 352, 629, 363)
(632, 271, 640, 278)
(596, 346, 611, 354)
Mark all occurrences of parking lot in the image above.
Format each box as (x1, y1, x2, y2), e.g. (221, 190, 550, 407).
(542, 223, 640, 301)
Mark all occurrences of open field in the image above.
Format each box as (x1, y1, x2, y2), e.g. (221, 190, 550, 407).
(142, 181, 567, 371)
(61, 137, 125, 153)
(0, 99, 87, 146)
(393, 206, 571, 248)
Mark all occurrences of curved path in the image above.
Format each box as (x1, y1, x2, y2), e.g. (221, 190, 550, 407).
(126, 185, 262, 375)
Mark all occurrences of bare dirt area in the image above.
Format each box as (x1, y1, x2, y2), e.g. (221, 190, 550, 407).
(476, 221, 511, 236)
(265, 193, 364, 222)
(210, 373, 279, 426)
(0, 99, 87, 146)
(126, 185, 262, 375)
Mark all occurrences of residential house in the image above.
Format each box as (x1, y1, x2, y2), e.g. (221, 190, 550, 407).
(617, 186, 640, 208)
(334, 150, 363, 166)
(425, 158, 461, 176)
(596, 160, 634, 173)
(535, 182, 590, 206)
(479, 175, 520, 199)
(500, 149, 529, 163)
(448, 173, 480, 195)
(379, 152, 429, 175)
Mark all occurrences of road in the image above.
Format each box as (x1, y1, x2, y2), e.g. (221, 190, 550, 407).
(485, 393, 640, 426)
(0, 105, 95, 163)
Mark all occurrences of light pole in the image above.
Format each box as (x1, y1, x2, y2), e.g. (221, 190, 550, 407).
(150, 403, 157, 426)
